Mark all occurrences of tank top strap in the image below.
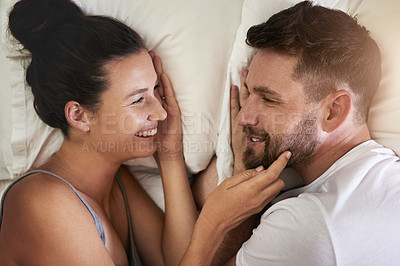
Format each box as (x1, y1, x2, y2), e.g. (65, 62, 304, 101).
(115, 171, 142, 266)
(0, 170, 106, 245)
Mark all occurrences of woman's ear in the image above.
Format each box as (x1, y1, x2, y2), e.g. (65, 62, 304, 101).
(321, 90, 352, 133)
(65, 101, 93, 133)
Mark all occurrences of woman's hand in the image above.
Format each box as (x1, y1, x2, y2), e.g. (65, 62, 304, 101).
(150, 51, 183, 161)
(149, 52, 197, 266)
(231, 69, 249, 175)
(199, 151, 289, 234)
(180, 151, 290, 266)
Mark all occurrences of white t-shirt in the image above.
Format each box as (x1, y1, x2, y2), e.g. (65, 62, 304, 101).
(237, 140, 400, 266)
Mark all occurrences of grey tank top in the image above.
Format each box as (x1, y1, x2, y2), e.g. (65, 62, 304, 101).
(0, 170, 142, 266)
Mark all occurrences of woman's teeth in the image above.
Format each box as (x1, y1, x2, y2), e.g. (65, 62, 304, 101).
(135, 128, 157, 137)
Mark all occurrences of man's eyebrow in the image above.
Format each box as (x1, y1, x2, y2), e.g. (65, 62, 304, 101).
(244, 82, 282, 99)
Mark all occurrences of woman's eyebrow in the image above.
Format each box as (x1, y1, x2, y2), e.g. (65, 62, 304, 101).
(125, 88, 148, 100)
(125, 77, 159, 100)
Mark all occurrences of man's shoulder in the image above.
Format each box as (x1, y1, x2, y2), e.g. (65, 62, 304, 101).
(237, 197, 334, 265)
(264, 195, 327, 222)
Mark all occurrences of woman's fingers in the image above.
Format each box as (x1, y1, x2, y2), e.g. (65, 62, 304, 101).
(222, 166, 264, 189)
(230, 151, 290, 218)
(154, 56, 163, 76)
(151, 51, 162, 74)
(161, 73, 176, 106)
(201, 152, 290, 233)
(150, 51, 165, 99)
(251, 151, 291, 192)
(224, 150, 290, 190)
(149, 50, 155, 59)
(148, 51, 179, 117)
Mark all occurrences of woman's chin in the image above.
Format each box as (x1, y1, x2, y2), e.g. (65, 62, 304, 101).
(108, 139, 158, 161)
(128, 145, 157, 159)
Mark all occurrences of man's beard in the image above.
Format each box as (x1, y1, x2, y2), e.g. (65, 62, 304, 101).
(242, 111, 320, 170)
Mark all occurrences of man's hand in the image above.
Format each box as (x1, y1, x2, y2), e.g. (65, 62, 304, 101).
(231, 69, 249, 175)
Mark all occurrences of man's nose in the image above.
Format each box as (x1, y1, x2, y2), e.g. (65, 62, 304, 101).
(237, 98, 258, 127)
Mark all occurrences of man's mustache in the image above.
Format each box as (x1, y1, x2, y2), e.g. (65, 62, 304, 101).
(243, 126, 269, 139)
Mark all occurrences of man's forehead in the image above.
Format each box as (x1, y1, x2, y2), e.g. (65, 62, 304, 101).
(246, 49, 306, 102)
(248, 49, 298, 82)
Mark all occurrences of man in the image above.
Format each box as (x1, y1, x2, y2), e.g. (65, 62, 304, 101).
(186, 1, 400, 265)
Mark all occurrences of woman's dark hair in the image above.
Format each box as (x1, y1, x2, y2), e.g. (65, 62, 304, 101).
(246, 1, 381, 124)
(9, 0, 145, 137)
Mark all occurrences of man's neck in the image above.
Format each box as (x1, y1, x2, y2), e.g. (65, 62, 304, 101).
(294, 125, 371, 185)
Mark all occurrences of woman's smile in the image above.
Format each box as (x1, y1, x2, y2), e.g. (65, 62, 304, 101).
(134, 127, 158, 138)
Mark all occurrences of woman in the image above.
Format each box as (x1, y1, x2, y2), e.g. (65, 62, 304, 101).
(0, 0, 288, 265)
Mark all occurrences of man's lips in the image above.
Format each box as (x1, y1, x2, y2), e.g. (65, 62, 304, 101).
(243, 126, 268, 146)
(247, 135, 266, 147)
(249, 136, 265, 142)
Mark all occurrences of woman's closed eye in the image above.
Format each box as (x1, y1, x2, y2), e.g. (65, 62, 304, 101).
(132, 97, 145, 105)
(131, 83, 160, 105)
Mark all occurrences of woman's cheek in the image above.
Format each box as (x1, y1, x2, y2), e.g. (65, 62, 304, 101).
(118, 112, 142, 135)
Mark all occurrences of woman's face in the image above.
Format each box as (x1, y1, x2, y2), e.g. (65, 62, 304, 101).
(87, 50, 167, 161)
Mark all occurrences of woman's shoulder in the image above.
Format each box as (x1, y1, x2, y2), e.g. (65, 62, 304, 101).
(1, 171, 94, 234)
(2, 171, 84, 229)
(0, 171, 112, 264)
(4, 171, 80, 207)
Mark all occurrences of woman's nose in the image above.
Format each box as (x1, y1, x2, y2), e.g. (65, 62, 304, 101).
(148, 96, 167, 122)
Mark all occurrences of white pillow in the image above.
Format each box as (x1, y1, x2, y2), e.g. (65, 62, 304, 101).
(0, 0, 244, 181)
(216, 0, 400, 183)
(355, 0, 400, 154)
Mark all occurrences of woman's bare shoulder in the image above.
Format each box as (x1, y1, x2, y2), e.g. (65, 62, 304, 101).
(2, 172, 83, 215)
(0, 172, 113, 264)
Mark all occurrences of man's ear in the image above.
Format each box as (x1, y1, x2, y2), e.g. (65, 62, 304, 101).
(321, 90, 352, 133)
(65, 101, 93, 133)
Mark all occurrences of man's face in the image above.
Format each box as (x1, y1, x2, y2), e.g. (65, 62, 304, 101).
(237, 49, 321, 169)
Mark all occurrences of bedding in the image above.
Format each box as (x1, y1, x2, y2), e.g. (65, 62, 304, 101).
(0, 0, 399, 200)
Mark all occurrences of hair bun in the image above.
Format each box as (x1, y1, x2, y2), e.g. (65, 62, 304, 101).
(9, 0, 84, 52)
